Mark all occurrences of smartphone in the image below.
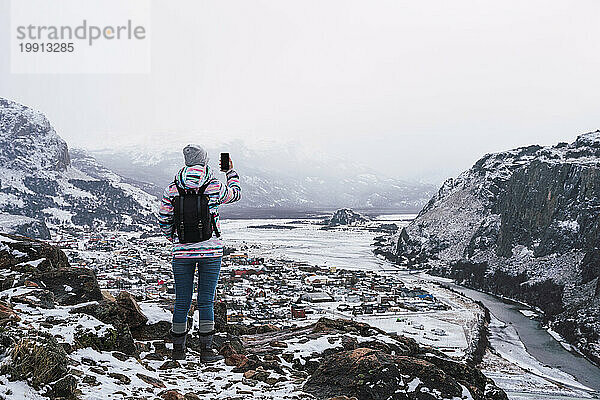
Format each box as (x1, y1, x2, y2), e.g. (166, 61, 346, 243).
(220, 153, 230, 172)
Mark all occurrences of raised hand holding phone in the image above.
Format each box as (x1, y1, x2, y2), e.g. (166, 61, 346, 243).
(220, 153, 232, 172)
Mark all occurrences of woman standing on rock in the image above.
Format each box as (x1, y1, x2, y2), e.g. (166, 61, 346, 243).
(158, 144, 241, 361)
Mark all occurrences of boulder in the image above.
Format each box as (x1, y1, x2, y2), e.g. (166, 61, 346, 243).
(108, 372, 131, 385)
(254, 324, 281, 334)
(12, 290, 55, 309)
(160, 390, 185, 400)
(136, 373, 166, 388)
(73, 291, 148, 330)
(1, 331, 69, 389)
(131, 321, 171, 341)
(39, 266, 103, 306)
(313, 317, 376, 336)
(49, 374, 78, 399)
(0, 274, 14, 290)
(159, 360, 180, 370)
(116, 291, 148, 328)
(304, 348, 507, 400)
(74, 324, 137, 356)
(0, 301, 20, 324)
(70, 291, 151, 355)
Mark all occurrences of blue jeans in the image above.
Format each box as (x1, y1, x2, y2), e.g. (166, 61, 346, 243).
(172, 257, 221, 334)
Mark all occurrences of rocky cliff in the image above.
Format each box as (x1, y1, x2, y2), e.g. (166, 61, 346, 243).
(378, 131, 600, 364)
(0, 98, 158, 236)
(0, 234, 507, 400)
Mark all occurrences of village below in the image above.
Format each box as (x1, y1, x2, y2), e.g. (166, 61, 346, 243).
(50, 211, 478, 360)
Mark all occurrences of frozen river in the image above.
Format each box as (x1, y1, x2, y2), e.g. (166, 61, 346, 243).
(221, 216, 600, 399)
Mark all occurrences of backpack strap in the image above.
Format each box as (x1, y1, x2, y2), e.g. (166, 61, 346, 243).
(178, 191, 185, 242)
(211, 214, 221, 238)
(199, 181, 221, 237)
(170, 180, 186, 200)
(198, 181, 210, 195)
(170, 180, 187, 241)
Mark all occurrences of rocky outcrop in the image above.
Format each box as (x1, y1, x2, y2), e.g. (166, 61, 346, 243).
(115, 291, 148, 329)
(379, 131, 600, 364)
(221, 317, 507, 400)
(70, 291, 151, 356)
(1, 331, 69, 389)
(38, 267, 103, 306)
(0, 234, 146, 393)
(325, 208, 368, 227)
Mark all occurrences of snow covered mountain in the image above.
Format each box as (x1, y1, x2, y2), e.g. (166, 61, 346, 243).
(376, 131, 600, 364)
(0, 98, 157, 236)
(89, 143, 435, 215)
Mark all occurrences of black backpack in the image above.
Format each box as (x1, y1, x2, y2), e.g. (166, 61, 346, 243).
(172, 181, 220, 243)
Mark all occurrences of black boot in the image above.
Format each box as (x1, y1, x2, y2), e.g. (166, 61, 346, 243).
(171, 330, 187, 360)
(198, 330, 224, 363)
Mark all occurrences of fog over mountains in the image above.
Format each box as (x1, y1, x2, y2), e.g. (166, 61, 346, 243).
(88, 141, 435, 216)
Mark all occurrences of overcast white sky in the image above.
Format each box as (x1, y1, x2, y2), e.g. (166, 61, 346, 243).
(1, 0, 599, 183)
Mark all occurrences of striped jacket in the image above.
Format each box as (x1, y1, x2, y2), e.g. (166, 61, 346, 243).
(158, 165, 241, 258)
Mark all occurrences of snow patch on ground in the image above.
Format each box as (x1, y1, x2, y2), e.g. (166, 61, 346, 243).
(138, 301, 172, 324)
(16, 258, 45, 268)
(286, 335, 343, 361)
(0, 376, 46, 400)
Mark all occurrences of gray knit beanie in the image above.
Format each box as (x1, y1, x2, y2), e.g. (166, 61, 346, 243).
(183, 144, 208, 166)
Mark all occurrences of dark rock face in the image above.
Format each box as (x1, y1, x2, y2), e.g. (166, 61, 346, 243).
(380, 131, 600, 363)
(326, 208, 368, 226)
(39, 267, 103, 306)
(0, 98, 157, 232)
